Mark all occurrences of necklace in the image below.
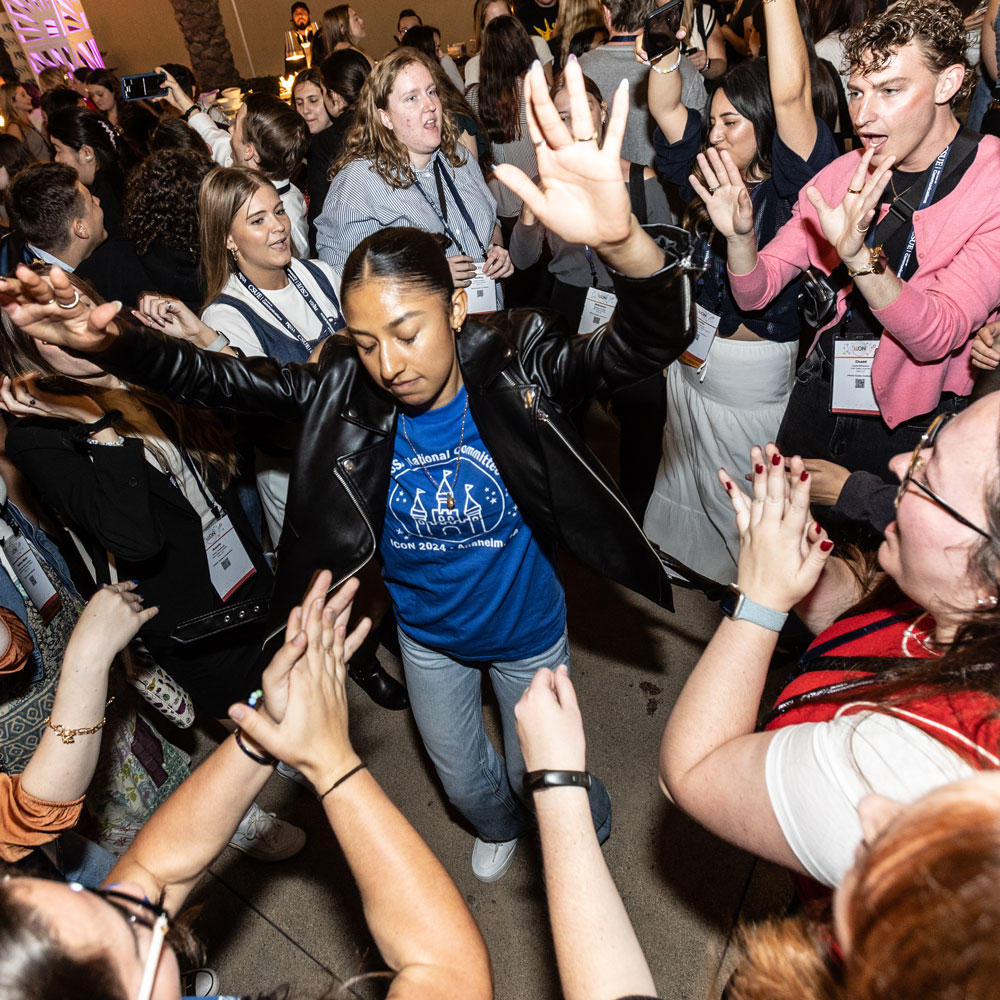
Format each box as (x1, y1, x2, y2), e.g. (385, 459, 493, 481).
(399, 393, 469, 510)
(889, 176, 914, 204)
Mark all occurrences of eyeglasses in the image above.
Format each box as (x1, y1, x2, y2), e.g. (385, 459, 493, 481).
(68, 883, 171, 1000)
(894, 412, 993, 540)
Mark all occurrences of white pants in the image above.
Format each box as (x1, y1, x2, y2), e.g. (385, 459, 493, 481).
(644, 336, 797, 585)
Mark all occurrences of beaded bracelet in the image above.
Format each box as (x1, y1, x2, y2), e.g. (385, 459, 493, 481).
(650, 50, 683, 75)
(44, 695, 116, 744)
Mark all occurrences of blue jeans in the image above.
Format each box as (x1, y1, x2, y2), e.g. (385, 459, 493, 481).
(397, 625, 612, 843)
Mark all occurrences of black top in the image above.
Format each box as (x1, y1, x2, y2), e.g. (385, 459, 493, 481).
(516, 0, 559, 41)
(138, 239, 204, 312)
(76, 237, 154, 309)
(306, 111, 353, 255)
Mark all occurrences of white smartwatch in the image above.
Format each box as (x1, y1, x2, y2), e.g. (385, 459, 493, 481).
(722, 585, 788, 632)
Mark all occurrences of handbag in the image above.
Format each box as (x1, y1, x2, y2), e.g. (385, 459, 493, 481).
(797, 129, 982, 330)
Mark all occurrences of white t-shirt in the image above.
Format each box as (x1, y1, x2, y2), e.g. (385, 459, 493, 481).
(765, 710, 978, 887)
(463, 36, 552, 86)
(201, 258, 342, 544)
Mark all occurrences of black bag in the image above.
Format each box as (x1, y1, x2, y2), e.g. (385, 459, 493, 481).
(796, 129, 982, 331)
(170, 596, 269, 644)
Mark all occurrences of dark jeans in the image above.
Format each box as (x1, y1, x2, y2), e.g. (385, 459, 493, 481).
(777, 345, 967, 482)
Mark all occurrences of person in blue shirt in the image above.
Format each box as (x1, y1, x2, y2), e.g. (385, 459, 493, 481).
(0, 59, 699, 883)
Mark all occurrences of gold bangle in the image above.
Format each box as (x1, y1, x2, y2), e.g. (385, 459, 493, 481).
(44, 695, 115, 744)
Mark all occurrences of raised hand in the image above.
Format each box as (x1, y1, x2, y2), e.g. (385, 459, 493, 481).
(805, 147, 895, 266)
(719, 444, 833, 612)
(688, 147, 754, 240)
(493, 56, 633, 254)
(0, 265, 120, 354)
(515, 664, 586, 774)
(229, 572, 371, 791)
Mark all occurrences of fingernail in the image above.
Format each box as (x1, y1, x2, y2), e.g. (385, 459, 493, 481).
(820, 540, 834, 552)
(229, 705, 245, 722)
(531, 58, 541, 72)
(568, 53, 577, 63)
(771, 453, 782, 466)
(800, 470, 809, 481)
(725, 481, 733, 490)
(813, 522, 822, 535)
(112, 300, 122, 312)
(131, 579, 138, 584)
(618, 76, 629, 91)
(755, 464, 764, 474)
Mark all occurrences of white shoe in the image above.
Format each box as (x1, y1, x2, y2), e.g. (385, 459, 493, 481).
(229, 802, 306, 861)
(471, 836, 519, 882)
(276, 761, 312, 789)
(180, 968, 220, 997)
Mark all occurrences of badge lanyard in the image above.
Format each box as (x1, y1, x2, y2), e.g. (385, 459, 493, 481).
(235, 267, 339, 347)
(583, 246, 599, 288)
(414, 154, 490, 258)
(178, 448, 225, 521)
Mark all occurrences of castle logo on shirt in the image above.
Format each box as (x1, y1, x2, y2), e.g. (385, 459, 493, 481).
(388, 447, 514, 549)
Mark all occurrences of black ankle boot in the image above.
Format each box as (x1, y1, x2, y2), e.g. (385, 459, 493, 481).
(348, 654, 410, 710)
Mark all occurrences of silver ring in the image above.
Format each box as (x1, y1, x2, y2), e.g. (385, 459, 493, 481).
(534, 138, 546, 149)
(708, 185, 720, 195)
(574, 129, 599, 143)
(56, 289, 80, 310)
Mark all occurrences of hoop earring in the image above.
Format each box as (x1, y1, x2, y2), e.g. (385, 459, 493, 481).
(228, 246, 240, 264)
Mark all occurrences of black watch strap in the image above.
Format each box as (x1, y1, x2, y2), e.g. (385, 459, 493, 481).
(524, 769, 592, 792)
(180, 104, 198, 121)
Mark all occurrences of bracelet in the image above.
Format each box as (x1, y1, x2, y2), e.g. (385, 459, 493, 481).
(88, 438, 125, 447)
(234, 729, 275, 766)
(44, 695, 116, 744)
(317, 761, 366, 800)
(847, 244, 885, 278)
(650, 49, 683, 75)
(69, 409, 123, 442)
(524, 769, 593, 792)
(204, 331, 230, 353)
(180, 104, 198, 121)
(701, 57, 712, 74)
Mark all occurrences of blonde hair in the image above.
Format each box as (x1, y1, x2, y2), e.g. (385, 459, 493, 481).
(0, 83, 32, 134)
(198, 166, 274, 305)
(557, 0, 605, 66)
(331, 48, 465, 189)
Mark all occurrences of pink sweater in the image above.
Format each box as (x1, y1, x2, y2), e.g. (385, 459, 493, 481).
(728, 138, 1000, 427)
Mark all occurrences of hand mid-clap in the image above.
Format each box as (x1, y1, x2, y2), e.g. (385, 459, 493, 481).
(515, 664, 586, 775)
(720, 444, 834, 614)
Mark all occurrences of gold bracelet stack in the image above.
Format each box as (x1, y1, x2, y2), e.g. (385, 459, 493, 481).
(44, 695, 116, 744)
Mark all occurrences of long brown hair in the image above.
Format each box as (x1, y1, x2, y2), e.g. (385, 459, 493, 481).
(331, 48, 465, 189)
(0, 269, 238, 489)
(557, 0, 605, 68)
(478, 16, 536, 144)
(321, 4, 355, 50)
(729, 788, 1000, 999)
(198, 165, 274, 305)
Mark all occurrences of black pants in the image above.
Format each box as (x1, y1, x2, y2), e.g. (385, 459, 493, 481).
(777, 345, 967, 481)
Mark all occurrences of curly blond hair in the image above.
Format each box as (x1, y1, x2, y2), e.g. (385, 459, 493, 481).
(331, 47, 465, 189)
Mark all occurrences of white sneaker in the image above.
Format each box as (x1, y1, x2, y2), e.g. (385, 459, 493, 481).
(276, 761, 312, 789)
(229, 802, 306, 862)
(180, 968, 220, 997)
(471, 836, 519, 882)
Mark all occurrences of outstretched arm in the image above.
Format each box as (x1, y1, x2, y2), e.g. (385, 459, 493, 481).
(493, 57, 665, 278)
(764, 0, 816, 159)
(232, 577, 492, 1000)
(516, 666, 656, 1000)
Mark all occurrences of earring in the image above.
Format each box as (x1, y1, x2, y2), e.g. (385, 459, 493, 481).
(977, 595, 998, 608)
(228, 246, 240, 264)
(85, 154, 92, 162)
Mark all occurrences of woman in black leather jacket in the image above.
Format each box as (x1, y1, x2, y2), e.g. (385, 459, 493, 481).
(1, 60, 698, 883)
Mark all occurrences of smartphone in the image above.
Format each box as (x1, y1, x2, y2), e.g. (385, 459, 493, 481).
(643, 0, 685, 61)
(120, 72, 167, 102)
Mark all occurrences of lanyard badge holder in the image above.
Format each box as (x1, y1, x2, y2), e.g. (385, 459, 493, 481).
(179, 451, 257, 602)
(0, 516, 61, 624)
(418, 157, 498, 314)
(578, 246, 618, 335)
(235, 266, 340, 349)
(831, 142, 953, 416)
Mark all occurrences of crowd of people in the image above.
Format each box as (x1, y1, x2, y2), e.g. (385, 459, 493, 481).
(0, 0, 999, 997)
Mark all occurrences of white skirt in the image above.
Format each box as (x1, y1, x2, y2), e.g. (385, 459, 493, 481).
(643, 336, 797, 585)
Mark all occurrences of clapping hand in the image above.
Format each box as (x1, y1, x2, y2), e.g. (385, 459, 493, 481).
(515, 664, 586, 774)
(68, 581, 158, 666)
(720, 444, 834, 613)
(688, 147, 754, 241)
(805, 147, 895, 268)
(228, 571, 371, 792)
(493, 56, 633, 255)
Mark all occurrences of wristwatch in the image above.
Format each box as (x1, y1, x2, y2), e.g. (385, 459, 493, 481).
(524, 770, 592, 792)
(722, 585, 788, 631)
(180, 104, 198, 122)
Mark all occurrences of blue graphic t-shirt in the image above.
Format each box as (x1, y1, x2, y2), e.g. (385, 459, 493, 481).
(381, 387, 565, 659)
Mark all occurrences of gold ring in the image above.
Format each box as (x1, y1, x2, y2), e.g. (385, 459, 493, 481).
(574, 129, 599, 142)
(708, 186, 720, 195)
(847, 186, 863, 194)
(855, 219, 870, 233)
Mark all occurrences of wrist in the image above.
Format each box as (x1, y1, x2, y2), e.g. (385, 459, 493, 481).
(723, 585, 790, 627)
(302, 750, 362, 794)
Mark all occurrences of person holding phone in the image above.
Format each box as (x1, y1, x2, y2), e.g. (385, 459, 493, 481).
(677, 0, 727, 81)
(639, 0, 838, 585)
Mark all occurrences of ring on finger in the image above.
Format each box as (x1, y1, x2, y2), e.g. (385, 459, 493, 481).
(708, 185, 720, 195)
(56, 289, 81, 310)
(574, 128, 599, 143)
(855, 219, 870, 233)
(534, 137, 546, 148)
(847, 186, 863, 194)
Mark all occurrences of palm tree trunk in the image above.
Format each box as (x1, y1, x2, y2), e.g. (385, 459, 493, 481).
(168, 0, 241, 91)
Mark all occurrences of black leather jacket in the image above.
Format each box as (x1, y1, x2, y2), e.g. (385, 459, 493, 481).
(97, 226, 698, 646)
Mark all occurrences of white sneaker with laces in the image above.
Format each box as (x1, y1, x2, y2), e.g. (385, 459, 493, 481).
(471, 836, 519, 882)
(276, 761, 312, 789)
(229, 802, 306, 861)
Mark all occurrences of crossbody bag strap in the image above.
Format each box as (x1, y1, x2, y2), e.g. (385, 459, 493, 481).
(628, 161, 648, 226)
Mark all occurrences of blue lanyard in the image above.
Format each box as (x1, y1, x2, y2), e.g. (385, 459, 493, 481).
(414, 154, 490, 258)
(235, 266, 338, 348)
(866, 141, 952, 278)
(583, 246, 599, 287)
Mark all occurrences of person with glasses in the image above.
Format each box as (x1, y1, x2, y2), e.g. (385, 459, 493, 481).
(0, 572, 492, 1000)
(656, 390, 1000, 898)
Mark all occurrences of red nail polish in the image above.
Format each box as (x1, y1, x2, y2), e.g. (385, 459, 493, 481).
(813, 522, 822, 534)
(755, 464, 764, 474)
(725, 481, 733, 490)
(820, 540, 833, 552)
(771, 453, 782, 466)
(800, 470, 809, 481)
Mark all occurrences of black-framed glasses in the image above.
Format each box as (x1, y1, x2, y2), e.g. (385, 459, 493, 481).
(894, 412, 993, 540)
(68, 884, 171, 1000)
